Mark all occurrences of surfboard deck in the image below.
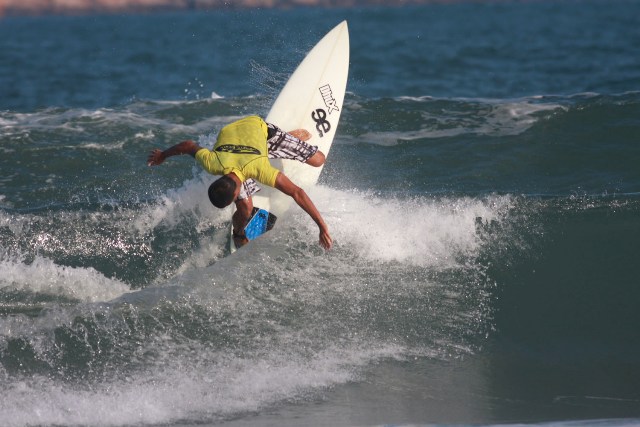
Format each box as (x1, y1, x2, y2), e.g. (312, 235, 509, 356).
(230, 20, 349, 252)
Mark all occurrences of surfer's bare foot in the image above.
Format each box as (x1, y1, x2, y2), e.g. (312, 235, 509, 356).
(288, 129, 311, 141)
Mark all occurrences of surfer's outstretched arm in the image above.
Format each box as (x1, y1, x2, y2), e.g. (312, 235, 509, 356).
(147, 140, 202, 166)
(274, 172, 332, 250)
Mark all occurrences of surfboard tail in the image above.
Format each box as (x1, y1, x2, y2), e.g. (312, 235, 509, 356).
(244, 208, 277, 241)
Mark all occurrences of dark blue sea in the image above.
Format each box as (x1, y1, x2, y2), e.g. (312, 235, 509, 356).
(1, 1, 640, 426)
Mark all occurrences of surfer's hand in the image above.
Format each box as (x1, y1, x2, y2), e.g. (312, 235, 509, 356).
(319, 227, 333, 250)
(147, 149, 165, 166)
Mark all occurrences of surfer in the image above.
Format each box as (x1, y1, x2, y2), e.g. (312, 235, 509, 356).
(147, 115, 332, 250)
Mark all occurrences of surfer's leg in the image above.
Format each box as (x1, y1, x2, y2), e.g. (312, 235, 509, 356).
(266, 122, 320, 165)
(233, 197, 253, 247)
(232, 179, 260, 247)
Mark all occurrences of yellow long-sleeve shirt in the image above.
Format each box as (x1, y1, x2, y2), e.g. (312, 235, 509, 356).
(194, 116, 279, 187)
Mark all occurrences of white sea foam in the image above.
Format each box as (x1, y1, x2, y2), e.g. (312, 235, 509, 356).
(134, 129, 155, 140)
(80, 141, 126, 151)
(358, 96, 567, 145)
(0, 254, 130, 302)
(0, 176, 509, 427)
(0, 342, 403, 427)
(0, 104, 237, 144)
(0, 182, 503, 427)
(304, 186, 513, 269)
(131, 170, 230, 235)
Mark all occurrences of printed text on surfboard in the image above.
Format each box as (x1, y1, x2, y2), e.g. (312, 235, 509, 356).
(312, 84, 340, 137)
(319, 84, 340, 114)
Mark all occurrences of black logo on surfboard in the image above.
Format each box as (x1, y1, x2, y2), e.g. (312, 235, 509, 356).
(312, 108, 331, 137)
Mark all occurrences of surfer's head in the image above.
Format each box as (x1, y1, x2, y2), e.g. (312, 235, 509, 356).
(208, 175, 237, 208)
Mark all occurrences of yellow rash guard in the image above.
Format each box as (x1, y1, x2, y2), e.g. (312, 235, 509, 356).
(195, 116, 280, 187)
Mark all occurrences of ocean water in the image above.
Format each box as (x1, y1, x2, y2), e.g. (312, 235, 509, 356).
(1, 1, 640, 426)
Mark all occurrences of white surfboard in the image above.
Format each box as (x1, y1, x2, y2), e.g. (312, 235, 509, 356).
(230, 21, 349, 251)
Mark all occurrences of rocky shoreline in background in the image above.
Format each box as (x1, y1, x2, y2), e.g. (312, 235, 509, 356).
(0, 0, 468, 17)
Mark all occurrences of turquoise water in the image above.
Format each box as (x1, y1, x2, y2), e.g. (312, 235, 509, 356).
(1, 1, 640, 426)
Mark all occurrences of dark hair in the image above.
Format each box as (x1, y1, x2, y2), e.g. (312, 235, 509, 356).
(208, 176, 237, 208)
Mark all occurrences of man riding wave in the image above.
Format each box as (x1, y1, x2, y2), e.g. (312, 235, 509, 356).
(147, 115, 332, 250)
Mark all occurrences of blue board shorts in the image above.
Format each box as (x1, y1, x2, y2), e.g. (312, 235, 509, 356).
(237, 122, 319, 200)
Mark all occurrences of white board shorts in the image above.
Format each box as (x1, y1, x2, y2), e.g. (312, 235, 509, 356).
(237, 122, 319, 200)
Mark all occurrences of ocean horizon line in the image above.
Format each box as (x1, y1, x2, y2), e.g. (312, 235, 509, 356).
(0, 0, 548, 18)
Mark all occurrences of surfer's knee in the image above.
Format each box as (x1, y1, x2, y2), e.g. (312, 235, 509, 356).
(306, 151, 325, 167)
